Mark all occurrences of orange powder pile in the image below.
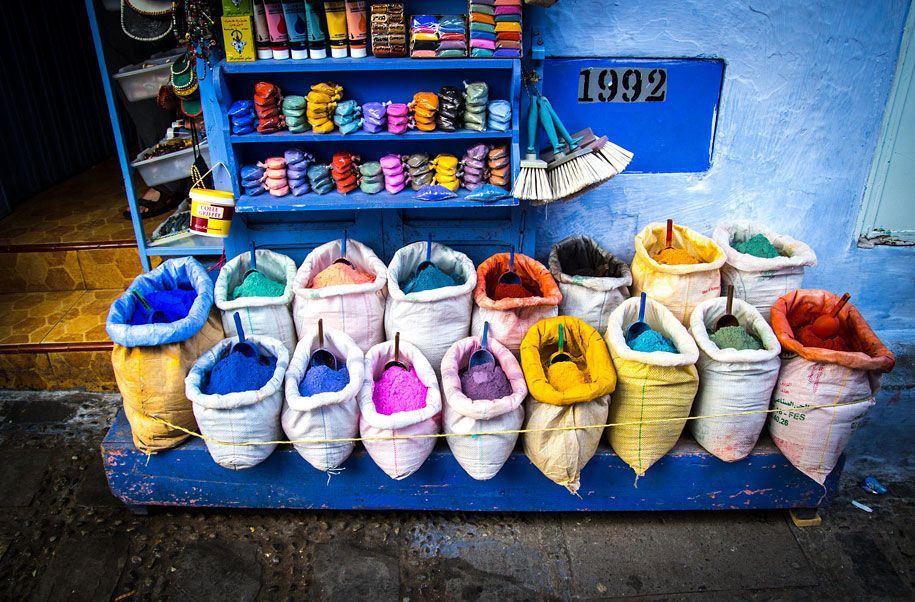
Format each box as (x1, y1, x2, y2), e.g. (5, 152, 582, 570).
(654, 247, 700, 265)
(309, 263, 374, 288)
(796, 324, 851, 351)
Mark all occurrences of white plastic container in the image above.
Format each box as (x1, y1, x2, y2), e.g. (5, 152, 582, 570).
(113, 55, 179, 102)
(131, 144, 210, 187)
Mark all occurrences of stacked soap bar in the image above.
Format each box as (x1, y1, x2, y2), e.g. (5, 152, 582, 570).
(469, 0, 522, 58)
(370, 3, 407, 57)
(410, 15, 468, 58)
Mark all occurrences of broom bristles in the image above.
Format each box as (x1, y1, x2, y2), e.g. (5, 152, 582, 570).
(513, 165, 553, 202)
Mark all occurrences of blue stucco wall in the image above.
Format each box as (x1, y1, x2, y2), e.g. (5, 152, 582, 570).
(534, 0, 914, 332)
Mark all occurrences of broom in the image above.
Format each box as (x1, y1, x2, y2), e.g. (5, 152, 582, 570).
(512, 94, 553, 203)
(573, 127, 633, 175)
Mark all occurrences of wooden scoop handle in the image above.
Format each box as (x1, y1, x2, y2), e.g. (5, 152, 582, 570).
(665, 219, 673, 248)
(394, 332, 400, 364)
(318, 319, 324, 347)
(726, 285, 734, 315)
(831, 293, 851, 318)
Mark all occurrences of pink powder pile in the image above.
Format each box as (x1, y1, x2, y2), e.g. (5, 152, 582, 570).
(372, 365, 428, 416)
(309, 263, 374, 288)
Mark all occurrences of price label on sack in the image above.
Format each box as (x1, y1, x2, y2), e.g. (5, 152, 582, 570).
(578, 67, 668, 103)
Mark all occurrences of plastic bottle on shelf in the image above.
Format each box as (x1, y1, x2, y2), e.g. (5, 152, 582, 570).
(303, 0, 328, 59)
(252, 1, 274, 59)
(323, 1, 349, 58)
(281, 0, 310, 60)
(264, 2, 291, 59)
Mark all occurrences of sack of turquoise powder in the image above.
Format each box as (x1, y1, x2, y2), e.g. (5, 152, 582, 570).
(549, 235, 632, 335)
(215, 249, 298, 356)
(186, 335, 289, 470)
(358, 339, 442, 480)
(713, 220, 817, 321)
(688, 297, 781, 462)
(385, 241, 477, 372)
(282, 324, 364, 471)
(441, 335, 527, 480)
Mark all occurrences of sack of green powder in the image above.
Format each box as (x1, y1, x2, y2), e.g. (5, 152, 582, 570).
(548, 235, 632, 334)
(185, 335, 289, 470)
(106, 257, 224, 454)
(292, 239, 388, 353)
(282, 324, 364, 472)
(521, 316, 616, 494)
(385, 241, 477, 372)
(472, 252, 563, 358)
(688, 297, 781, 462)
(631, 223, 726, 325)
(441, 335, 527, 480)
(713, 220, 817, 321)
(604, 296, 700, 477)
(215, 249, 298, 356)
(768, 290, 894, 484)
(358, 339, 443, 480)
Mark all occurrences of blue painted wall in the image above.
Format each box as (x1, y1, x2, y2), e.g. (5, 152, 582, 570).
(533, 0, 914, 332)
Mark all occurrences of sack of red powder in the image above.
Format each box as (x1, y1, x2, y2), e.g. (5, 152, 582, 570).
(282, 324, 365, 472)
(713, 221, 817, 321)
(631, 222, 726, 325)
(358, 338, 442, 480)
(768, 290, 894, 484)
(441, 335, 527, 480)
(292, 239, 388, 353)
(471, 251, 562, 357)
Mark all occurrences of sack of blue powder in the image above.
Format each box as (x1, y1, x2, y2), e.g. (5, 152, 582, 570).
(604, 296, 699, 477)
(185, 335, 289, 470)
(688, 297, 781, 462)
(713, 220, 817, 321)
(281, 323, 365, 472)
(384, 240, 477, 372)
(440, 335, 528, 480)
(215, 249, 298, 356)
(106, 257, 224, 454)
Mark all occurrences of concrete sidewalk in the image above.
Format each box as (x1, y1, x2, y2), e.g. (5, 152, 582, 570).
(0, 389, 910, 601)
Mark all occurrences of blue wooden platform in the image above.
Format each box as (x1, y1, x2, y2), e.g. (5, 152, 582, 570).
(102, 409, 841, 512)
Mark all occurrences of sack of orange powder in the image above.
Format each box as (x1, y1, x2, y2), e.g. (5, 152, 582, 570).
(768, 290, 894, 484)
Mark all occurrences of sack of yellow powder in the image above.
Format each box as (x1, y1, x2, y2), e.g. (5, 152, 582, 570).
(106, 258, 224, 453)
(520, 316, 616, 494)
(548, 235, 632, 335)
(215, 249, 298, 356)
(713, 220, 817, 321)
(631, 222, 726, 325)
(472, 252, 562, 357)
(604, 296, 699, 477)
(688, 297, 781, 462)
(385, 241, 477, 372)
(292, 239, 388, 353)
(768, 290, 894, 484)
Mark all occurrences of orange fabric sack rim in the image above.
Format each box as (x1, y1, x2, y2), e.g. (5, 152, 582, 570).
(770, 289, 894, 373)
(474, 252, 563, 311)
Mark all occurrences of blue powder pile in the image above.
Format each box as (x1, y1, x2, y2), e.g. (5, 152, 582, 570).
(626, 328, 678, 353)
(298, 363, 350, 397)
(402, 265, 460, 294)
(129, 288, 197, 325)
(204, 350, 277, 395)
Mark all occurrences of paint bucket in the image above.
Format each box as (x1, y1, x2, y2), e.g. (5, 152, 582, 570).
(190, 188, 235, 238)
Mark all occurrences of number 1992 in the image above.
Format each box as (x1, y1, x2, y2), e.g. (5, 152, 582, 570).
(578, 68, 667, 103)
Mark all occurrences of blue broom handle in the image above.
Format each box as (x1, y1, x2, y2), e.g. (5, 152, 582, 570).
(525, 95, 540, 155)
(541, 96, 583, 151)
(538, 97, 564, 155)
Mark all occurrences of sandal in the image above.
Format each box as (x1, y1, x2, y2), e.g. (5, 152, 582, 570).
(123, 185, 186, 220)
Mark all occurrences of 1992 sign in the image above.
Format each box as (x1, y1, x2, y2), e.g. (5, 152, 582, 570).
(578, 67, 667, 103)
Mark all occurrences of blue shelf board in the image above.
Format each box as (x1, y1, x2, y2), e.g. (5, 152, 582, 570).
(220, 57, 517, 74)
(237, 189, 519, 213)
(230, 129, 514, 144)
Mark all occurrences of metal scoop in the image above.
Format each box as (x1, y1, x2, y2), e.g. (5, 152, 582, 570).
(232, 312, 257, 358)
(548, 323, 573, 365)
(498, 245, 523, 285)
(243, 241, 258, 278)
(810, 293, 851, 338)
(416, 233, 435, 273)
(332, 230, 353, 266)
(307, 319, 338, 371)
(714, 285, 740, 331)
(468, 321, 496, 368)
(131, 290, 167, 324)
(383, 332, 409, 372)
(626, 292, 651, 341)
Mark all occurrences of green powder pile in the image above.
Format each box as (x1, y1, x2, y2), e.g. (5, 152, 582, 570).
(710, 326, 763, 351)
(232, 271, 286, 299)
(733, 233, 781, 259)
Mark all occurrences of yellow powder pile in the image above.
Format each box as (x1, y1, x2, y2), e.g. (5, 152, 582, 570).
(547, 361, 586, 392)
(654, 247, 700, 265)
(309, 263, 374, 288)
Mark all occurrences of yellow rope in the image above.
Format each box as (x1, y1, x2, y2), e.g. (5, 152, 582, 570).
(147, 398, 868, 448)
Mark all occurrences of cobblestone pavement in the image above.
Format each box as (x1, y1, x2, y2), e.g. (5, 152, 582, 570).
(0, 389, 911, 601)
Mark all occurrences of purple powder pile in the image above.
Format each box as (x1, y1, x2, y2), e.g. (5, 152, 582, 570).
(372, 366, 428, 415)
(460, 361, 512, 401)
(299, 363, 350, 397)
(204, 350, 277, 395)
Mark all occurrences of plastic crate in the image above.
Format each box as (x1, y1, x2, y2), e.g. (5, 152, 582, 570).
(113, 55, 178, 102)
(131, 144, 210, 187)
